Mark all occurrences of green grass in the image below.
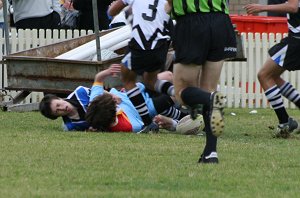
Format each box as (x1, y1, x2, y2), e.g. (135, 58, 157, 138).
(1, 108, 300, 197)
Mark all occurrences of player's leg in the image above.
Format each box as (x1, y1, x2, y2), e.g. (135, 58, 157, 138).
(121, 53, 157, 132)
(157, 71, 173, 82)
(277, 77, 300, 109)
(258, 58, 297, 138)
(175, 63, 224, 163)
(200, 61, 224, 92)
(197, 60, 225, 163)
(136, 44, 171, 133)
(151, 93, 188, 121)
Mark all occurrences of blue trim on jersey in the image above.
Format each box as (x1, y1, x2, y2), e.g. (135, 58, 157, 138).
(63, 86, 90, 131)
(63, 120, 89, 131)
(121, 52, 132, 70)
(73, 86, 90, 112)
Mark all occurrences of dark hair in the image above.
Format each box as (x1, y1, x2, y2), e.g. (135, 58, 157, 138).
(39, 94, 60, 120)
(85, 94, 117, 131)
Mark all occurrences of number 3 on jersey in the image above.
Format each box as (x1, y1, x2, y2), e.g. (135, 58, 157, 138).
(142, 0, 159, 21)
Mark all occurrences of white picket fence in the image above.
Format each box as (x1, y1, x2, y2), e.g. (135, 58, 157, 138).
(0, 28, 297, 109)
(222, 32, 297, 109)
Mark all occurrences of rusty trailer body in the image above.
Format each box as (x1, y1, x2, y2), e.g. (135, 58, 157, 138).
(3, 29, 124, 94)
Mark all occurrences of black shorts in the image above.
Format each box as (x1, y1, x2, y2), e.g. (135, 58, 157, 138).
(15, 11, 61, 30)
(121, 43, 169, 75)
(173, 12, 237, 65)
(269, 34, 300, 71)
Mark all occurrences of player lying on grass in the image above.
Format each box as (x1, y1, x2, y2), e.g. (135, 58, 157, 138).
(85, 91, 203, 133)
(85, 64, 203, 133)
(40, 64, 203, 133)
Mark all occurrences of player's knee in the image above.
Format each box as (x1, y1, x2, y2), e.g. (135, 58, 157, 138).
(257, 69, 267, 83)
(158, 71, 173, 82)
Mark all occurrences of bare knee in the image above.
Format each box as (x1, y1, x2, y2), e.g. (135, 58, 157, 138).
(257, 67, 278, 84)
(158, 71, 173, 82)
(257, 69, 265, 84)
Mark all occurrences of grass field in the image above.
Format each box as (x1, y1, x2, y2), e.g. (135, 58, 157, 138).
(1, 108, 300, 197)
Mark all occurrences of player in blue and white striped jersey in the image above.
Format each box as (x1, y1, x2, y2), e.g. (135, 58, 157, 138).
(39, 86, 90, 131)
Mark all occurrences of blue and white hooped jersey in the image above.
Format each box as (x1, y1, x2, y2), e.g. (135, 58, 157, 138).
(287, 2, 300, 35)
(122, 0, 172, 50)
(62, 86, 90, 131)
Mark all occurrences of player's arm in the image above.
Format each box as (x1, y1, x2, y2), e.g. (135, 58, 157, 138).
(108, 0, 127, 17)
(244, 0, 299, 14)
(90, 64, 121, 101)
(94, 64, 121, 84)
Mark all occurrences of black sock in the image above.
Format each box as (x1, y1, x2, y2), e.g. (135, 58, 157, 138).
(202, 114, 217, 156)
(152, 94, 174, 113)
(181, 87, 211, 107)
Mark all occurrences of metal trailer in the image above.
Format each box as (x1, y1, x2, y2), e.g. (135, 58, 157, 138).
(0, 29, 125, 111)
(0, 0, 125, 111)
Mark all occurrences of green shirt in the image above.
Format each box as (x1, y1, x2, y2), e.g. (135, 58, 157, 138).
(172, 0, 229, 17)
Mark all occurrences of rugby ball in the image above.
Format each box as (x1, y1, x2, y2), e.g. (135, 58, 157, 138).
(176, 114, 204, 135)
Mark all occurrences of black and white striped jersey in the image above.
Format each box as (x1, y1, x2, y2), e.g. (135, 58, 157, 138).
(122, 0, 172, 50)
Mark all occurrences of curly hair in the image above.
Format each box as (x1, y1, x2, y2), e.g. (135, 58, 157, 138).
(39, 94, 60, 120)
(85, 93, 117, 131)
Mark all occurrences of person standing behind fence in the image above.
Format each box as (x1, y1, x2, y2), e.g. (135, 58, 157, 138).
(72, 0, 112, 31)
(166, 0, 237, 163)
(244, 0, 300, 138)
(11, 0, 61, 30)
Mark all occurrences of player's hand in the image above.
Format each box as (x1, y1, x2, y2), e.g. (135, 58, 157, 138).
(109, 64, 121, 77)
(95, 64, 121, 82)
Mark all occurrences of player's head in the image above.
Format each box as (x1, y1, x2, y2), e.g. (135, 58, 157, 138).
(85, 93, 117, 131)
(39, 94, 72, 119)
